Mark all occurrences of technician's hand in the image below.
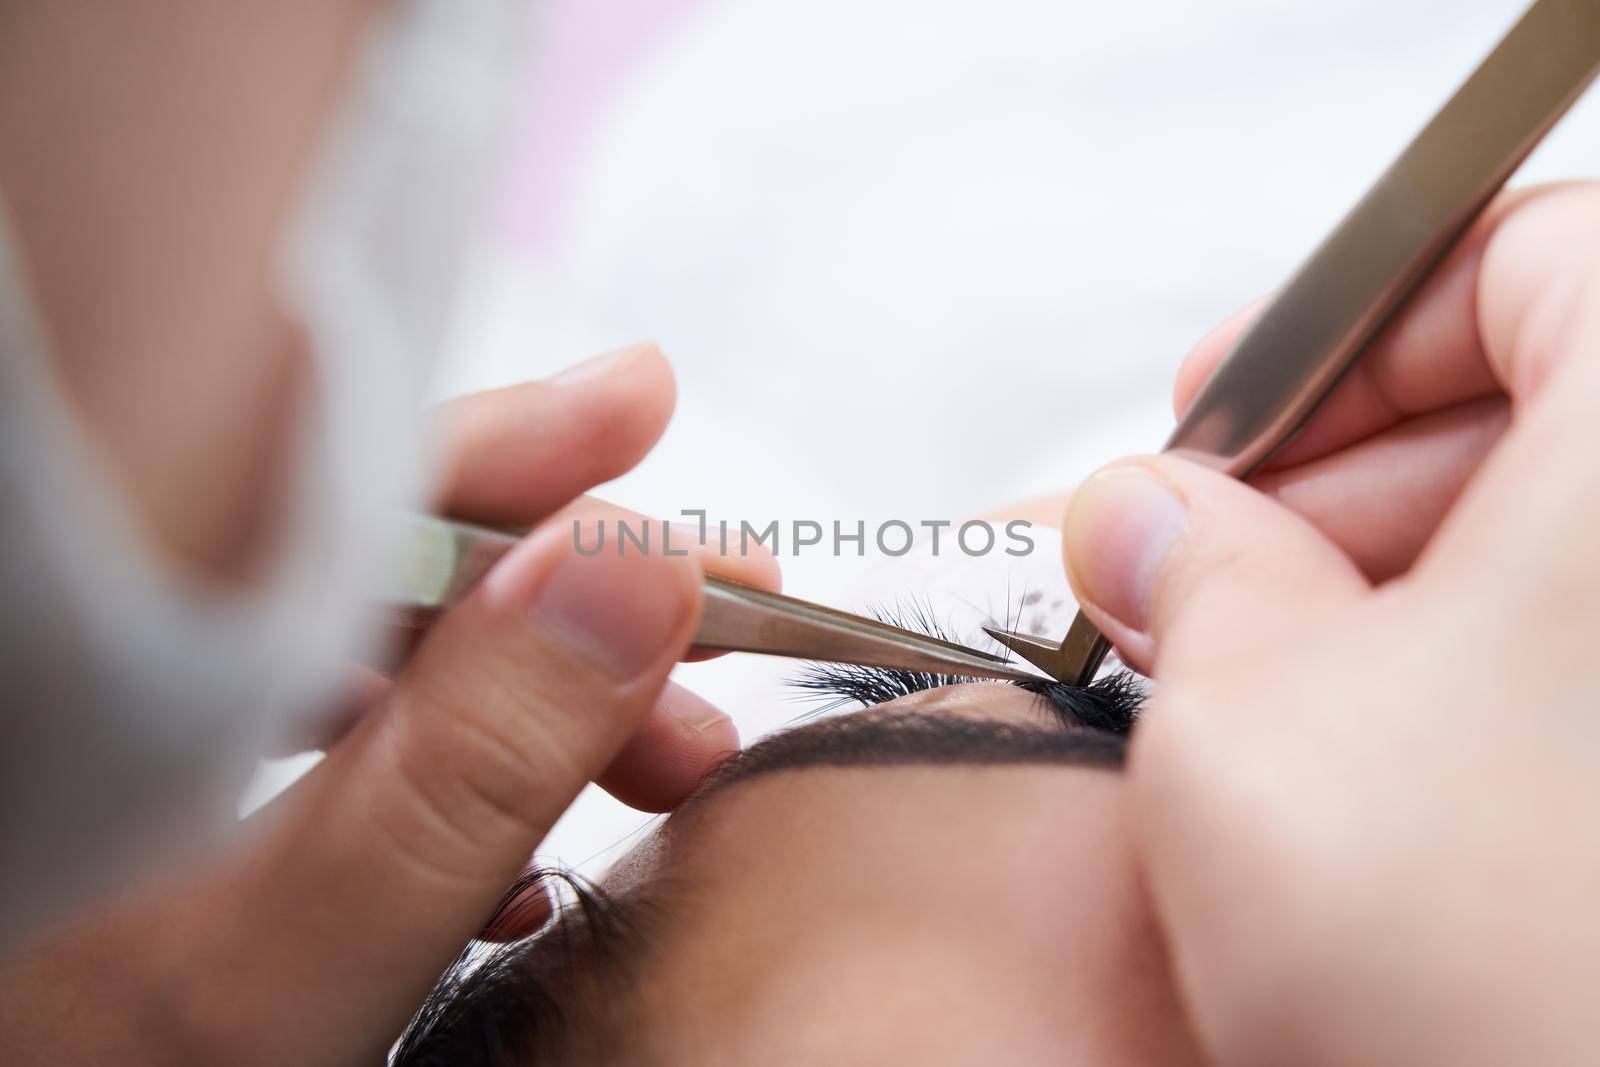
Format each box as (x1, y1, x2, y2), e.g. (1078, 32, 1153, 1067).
(1066, 182, 1600, 1065)
(301, 342, 779, 809)
(0, 344, 774, 1065)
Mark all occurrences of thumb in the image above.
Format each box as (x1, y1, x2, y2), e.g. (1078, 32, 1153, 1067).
(1063, 457, 1369, 677)
(198, 523, 701, 1061)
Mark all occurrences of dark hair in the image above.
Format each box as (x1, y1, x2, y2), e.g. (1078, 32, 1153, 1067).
(789, 598, 1143, 737)
(393, 870, 662, 1067)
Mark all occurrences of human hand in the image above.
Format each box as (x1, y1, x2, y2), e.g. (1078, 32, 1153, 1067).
(1064, 183, 1600, 1065)
(0, 343, 775, 1065)
(296, 343, 778, 807)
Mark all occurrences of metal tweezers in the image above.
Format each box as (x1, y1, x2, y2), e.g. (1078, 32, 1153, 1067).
(989, 0, 1600, 683)
(386, 513, 1044, 683)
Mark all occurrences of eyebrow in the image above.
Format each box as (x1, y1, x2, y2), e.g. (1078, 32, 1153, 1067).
(684, 710, 1127, 807)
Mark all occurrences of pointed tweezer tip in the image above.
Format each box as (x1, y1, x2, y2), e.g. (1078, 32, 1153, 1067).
(982, 625, 1075, 684)
(912, 639, 1050, 684)
(981, 625, 1057, 652)
(959, 656, 1052, 684)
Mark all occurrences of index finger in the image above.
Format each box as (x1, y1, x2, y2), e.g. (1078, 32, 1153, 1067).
(1174, 183, 1589, 471)
(433, 343, 677, 524)
(554, 496, 781, 661)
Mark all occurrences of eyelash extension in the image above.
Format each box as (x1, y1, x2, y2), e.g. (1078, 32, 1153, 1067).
(1016, 671, 1143, 736)
(789, 599, 985, 709)
(789, 599, 1145, 736)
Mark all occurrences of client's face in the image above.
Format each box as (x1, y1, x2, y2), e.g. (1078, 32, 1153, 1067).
(397, 678, 1203, 1065)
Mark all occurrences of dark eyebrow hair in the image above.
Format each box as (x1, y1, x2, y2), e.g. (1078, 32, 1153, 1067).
(685, 709, 1128, 808)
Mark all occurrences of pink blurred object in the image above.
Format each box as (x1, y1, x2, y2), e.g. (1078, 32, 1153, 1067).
(497, 0, 705, 256)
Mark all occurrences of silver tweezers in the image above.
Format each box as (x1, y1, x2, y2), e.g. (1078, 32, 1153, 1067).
(989, 0, 1600, 684)
(387, 514, 1044, 683)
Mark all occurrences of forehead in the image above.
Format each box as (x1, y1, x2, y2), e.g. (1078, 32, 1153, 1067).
(602, 682, 1124, 896)
(611, 723, 1136, 1054)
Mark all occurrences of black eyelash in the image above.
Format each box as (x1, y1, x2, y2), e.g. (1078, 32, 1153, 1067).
(789, 600, 1144, 736)
(1015, 672, 1143, 736)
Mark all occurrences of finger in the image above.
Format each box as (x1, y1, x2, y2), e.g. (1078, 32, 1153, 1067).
(1255, 397, 1508, 581)
(377, 500, 781, 677)
(206, 522, 702, 1059)
(308, 668, 388, 752)
(264, 665, 392, 756)
(556, 497, 782, 592)
(434, 343, 677, 525)
(556, 496, 781, 661)
(1172, 296, 1268, 417)
(1063, 456, 1368, 676)
(597, 681, 739, 811)
(991, 396, 1505, 579)
(477, 682, 740, 941)
(383, 498, 780, 673)
(1174, 183, 1589, 470)
(1418, 187, 1600, 591)
(1474, 184, 1600, 402)
(311, 650, 740, 810)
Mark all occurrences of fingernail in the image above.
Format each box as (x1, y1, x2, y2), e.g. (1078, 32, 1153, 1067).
(548, 343, 651, 385)
(659, 683, 736, 737)
(1064, 464, 1187, 634)
(533, 537, 695, 680)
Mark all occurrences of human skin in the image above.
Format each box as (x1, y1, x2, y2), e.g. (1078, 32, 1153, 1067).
(1064, 183, 1600, 1064)
(518, 684, 1204, 1065)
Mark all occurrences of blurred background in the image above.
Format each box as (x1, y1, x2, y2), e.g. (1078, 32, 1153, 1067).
(257, 0, 1600, 871)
